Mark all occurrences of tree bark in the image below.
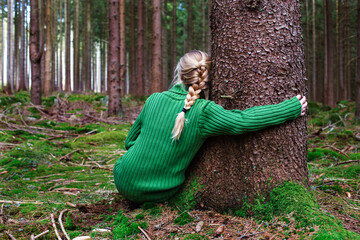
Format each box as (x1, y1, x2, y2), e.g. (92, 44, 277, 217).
(128, 0, 135, 95)
(356, 0, 360, 120)
(325, 0, 335, 107)
(171, 0, 177, 76)
(119, 0, 126, 96)
(136, 0, 144, 96)
(184, 0, 308, 211)
(51, 0, 57, 91)
(7, 0, 14, 94)
(65, 0, 71, 92)
(338, 0, 344, 101)
(185, 0, 192, 52)
(0, 12, 3, 89)
(14, 0, 20, 91)
(73, 0, 79, 92)
(162, 0, 168, 90)
(44, 0, 52, 96)
(18, 0, 27, 91)
(344, 0, 350, 100)
(30, 0, 44, 104)
(108, 0, 123, 116)
(312, 0, 316, 101)
(151, 0, 162, 93)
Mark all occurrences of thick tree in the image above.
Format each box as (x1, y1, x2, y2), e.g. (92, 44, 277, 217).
(171, 0, 177, 74)
(30, 0, 43, 104)
(151, 0, 162, 93)
(183, 0, 308, 211)
(108, 0, 123, 116)
(129, 0, 135, 95)
(344, 0, 350, 99)
(119, 0, 126, 96)
(324, 0, 335, 107)
(136, 0, 144, 97)
(356, 0, 360, 120)
(338, 0, 344, 101)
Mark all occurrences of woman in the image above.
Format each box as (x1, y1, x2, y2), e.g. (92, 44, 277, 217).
(113, 50, 307, 203)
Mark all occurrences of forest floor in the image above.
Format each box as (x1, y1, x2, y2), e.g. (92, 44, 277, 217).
(0, 92, 359, 240)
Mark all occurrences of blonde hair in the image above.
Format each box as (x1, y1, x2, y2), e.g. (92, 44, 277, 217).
(172, 50, 211, 140)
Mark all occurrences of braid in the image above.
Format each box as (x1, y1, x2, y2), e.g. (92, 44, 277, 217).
(172, 50, 211, 140)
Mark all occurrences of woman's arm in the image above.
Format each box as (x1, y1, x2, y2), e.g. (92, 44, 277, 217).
(198, 96, 305, 137)
(124, 113, 142, 150)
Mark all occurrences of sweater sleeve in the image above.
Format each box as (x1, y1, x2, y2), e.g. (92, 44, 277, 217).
(198, 96, 302, 137)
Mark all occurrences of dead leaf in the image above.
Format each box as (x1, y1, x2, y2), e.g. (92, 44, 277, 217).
(196, 221, 204, 232)
(214, 224, 225, 237)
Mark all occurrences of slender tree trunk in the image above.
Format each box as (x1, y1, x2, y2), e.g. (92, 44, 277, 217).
(119, 0, 126, 96)
(183, 0, 308, 211)
(101, 0, 108, 93)
(185, 0, 192, 52)
(144, 1, 152, 95)
(108, 0, 123, 116)
(325, 0, 335, 107)
(18, 0, 26, 91)
(30, 0, 44, 104)
(14, 0, 20, 91)
(73, 0, 79, 92)
(151, 0, 162, 93)
(65, 0, 71, 92)
(58, 0, 64, 92)
(356, 0, 360, 120)
(136, 0, 144, 96)
(44, 0, 52, 96)
(51, 0, 57, 91)
(128, 0, 135, 95)
(305, 0, 310, 96)
(86, 1, 91, 91)
(0, 13, 3, 89)
(312, 0, 316, 101)
(7, 0, 14, 93)
(338, 0, 344, 101)
(162, 0, 168, 90)
(344, 0, 350, 99)
(171, 0, 177, 76)
(40, 0, 45, 93)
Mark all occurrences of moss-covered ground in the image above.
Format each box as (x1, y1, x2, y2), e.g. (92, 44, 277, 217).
(0, 92, 359, 239)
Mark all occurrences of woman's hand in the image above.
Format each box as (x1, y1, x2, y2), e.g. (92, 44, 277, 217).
(296, 95, 308, 116)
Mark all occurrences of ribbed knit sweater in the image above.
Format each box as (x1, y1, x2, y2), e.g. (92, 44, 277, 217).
(113, 84, 302, 202)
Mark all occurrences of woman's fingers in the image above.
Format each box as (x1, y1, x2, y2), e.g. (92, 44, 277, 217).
(295, 95, 307, 116)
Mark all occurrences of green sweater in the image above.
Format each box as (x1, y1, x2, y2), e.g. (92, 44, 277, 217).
(113, 84, 302, 202)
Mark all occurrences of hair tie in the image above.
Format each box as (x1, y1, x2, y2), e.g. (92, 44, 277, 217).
(182, 108, 188, 113)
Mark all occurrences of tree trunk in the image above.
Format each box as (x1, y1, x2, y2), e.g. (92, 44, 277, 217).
(185, 0, 192, 52)
(325, 0, 335, 107)
(108, 0, 123, 116)
(51, 0, 57, 91)
(14, 0, 20, 91)
(183, 0, 308, 211)
(44, 0, 52, 96)
(162, 0, 168, 90)
(85, 0, 91, 91)
(18, 0, 26, 91)
(119, 0, 126, 96)
(136, 0, 144, 96)
(171, 0, 177, 76)
(0, 13, 3, 89)
(30, 0, 43, 104)
(338, 0, 344, 101)
(356, 0, 360, 120)
(7, 0, 14, 94)
(128, 0, 135, 95)
(151, 0, 162, 93)
(312, 0, 316, 101)
(344, 0, 350, 100)
(65, 0, 71, 92)
(73, 0, 79, 92)
(58, 0, 64, 92)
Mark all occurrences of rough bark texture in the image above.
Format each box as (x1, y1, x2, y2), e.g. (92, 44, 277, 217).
(7, 0, 14, 93)
(162, 0, 168, 90)
(44, 0, 52, 96)
(119, 0, 126, 96)
(73, 0, 79, 92)
(338, 0, 344, 101)
(184, 0, 308, 211)
(19, 0, 27, 91)
(356, 0, 360, 120)
(312, 0, 316, 101)
(65, 0, 71, 92)
(108, 0, 123, 116)
(30, 0, 43, 105)
(344, 0, 350, 99)
(136, 0, 144, 96)
(129, 0, 135, 95)
(151, 0, 162, 93)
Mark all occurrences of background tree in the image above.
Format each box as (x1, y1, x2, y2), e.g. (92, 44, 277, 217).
(119, 0, 126, 96)
(151, 0, 162, 93)
(65, 0, 71, 92)
(108, 0, 123, 116)
(184, 0, 308, 211)
(136, 0, 144, 97)
(30, 0, 43, 104)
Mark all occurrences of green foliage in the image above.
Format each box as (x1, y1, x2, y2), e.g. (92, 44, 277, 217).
(173, 212, 194, 225)
(168, 177, 203, 211)
(65, 213, 76, 230)
(112, 211, 148, 239)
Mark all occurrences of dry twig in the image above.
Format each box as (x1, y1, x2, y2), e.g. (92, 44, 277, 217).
(33, 230, 49, 239)
(51, 213, 62, 240)
(333, 160, 360, 167)
(59, 209, 70, 240)
(5, 230, 17, 240)
(138, 226, 152, 240)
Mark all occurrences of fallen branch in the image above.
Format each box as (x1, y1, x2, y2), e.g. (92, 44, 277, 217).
(333, 160, 360, 167)
(58, 149, 81, 161)
(33, 230, 49, 239)
(320, 145, 349, 158)
(5, 230, 16, 240)
(138, 226, 152, 240)
(51, 213, 62, 240)
(0, 200, 62, 205)
(59, 209, 70, 240)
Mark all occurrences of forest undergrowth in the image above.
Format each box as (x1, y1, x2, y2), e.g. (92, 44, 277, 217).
(0, 92, 359, 240)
